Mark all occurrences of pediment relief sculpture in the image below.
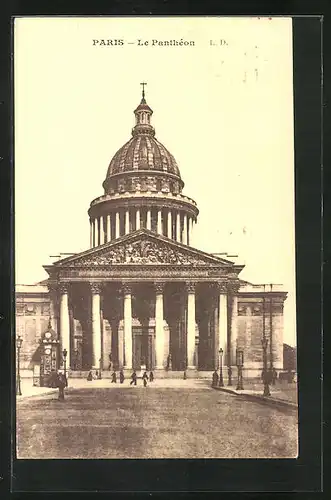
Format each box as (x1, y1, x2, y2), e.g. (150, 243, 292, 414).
(67, 238, 219, 267)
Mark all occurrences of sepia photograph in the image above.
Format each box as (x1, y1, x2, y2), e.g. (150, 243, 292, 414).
(14, 16, 298, 460)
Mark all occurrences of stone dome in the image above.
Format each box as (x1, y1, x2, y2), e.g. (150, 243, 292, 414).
(102, 93, 184, 196)
(105, 135, 182, 178)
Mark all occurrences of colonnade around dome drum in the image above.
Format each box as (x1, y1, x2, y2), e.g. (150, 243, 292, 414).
(89, 205, 196, 247)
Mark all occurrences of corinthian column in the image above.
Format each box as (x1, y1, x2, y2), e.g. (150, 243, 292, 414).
(182, 214, 188, 245)
(125, 210, 130, 234)
(155, 283, 165, 369)
(107, 214, 111, 242)
(90, 219, 93, 248)
(123, 283, 133, 369)
(100, 216, 105, 245)
(136, 208, 141, 230)
(186, 282, 196, 369)
(217, 282, 228, 365)
(156, 209, 162, 235)
(115, 212, 120, 238)
(167, 210, 172, 239)
(146, 209, 152, 230)
(90, 283, 102, 369)
(94, 218, 99, 247)
(228, 281, 240, 365)
(59, 283, 70, 366)
(176, 212, 181, 242)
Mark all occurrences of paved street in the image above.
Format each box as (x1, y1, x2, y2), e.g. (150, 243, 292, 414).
(17, 381, 298, 459)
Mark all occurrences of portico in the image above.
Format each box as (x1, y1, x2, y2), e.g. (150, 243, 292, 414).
(45, 229, 242, 375)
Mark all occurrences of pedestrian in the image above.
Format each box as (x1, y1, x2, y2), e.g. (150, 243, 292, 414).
(272, 367, 278, 385)
(108, 351, 112, 371)
(142, 371, 149, 387)
(130, 371, 137, 386)
(119, 370, 125, 384)
(212, 370, 219, 388)
(87, 370, 93, 381)
(94, 370, 99, 379)
(111, 371, 117, 383)
(48, 369, 58, 388)
(57, 372, 66, 401)
(149, 371, 154, 382)
(183, 371, 187, 380)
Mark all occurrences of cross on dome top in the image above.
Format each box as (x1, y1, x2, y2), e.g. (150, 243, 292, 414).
(140, 81, 147, 103)
(133, 82, 154, 136)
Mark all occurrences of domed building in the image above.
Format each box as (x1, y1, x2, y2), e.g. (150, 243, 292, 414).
(16, 87, 287, 382)
(88, 87, 198, 247)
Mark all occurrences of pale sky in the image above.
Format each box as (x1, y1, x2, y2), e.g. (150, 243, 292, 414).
(14, 17, 296, 346)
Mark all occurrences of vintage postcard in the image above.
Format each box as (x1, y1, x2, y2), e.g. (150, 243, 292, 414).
(14, 16, 297, 459)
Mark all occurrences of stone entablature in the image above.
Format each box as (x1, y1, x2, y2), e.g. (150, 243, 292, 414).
(89, 192, 198, 220)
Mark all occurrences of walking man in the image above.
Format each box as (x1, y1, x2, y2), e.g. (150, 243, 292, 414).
(57, 372, 66, 401)
(212, 370, 219, 388)
(142, 371, 149, 387)
(119, 370, 125, 384)
(108, 351, 112, 371)
(130, 371, 137, 386)
(149, 371, 154, 382)
(111, 371, 117, 383)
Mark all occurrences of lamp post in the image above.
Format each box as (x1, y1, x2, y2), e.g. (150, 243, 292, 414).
(261, 337, 271, 397)
(16, 335, 23, 396)
(218, 348, 224, 387)
(62, 348, 67, 380)
(236, 348, 244, 390)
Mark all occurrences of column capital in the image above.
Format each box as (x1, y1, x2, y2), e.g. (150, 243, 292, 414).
(58, 282, 69, 294)
(47, 282, 58, 294)
(227, 280, 241, 295)
(121, 282, 132, 295)
(215, 281, 228, 294)
(90, 282, 102, 294)
(154, 282, 165, 294)
(185, 281, 197, 293)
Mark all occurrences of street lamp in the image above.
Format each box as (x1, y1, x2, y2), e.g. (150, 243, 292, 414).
(16, 335, 23, 396)
(218, 348, 224, 387)
(261, 337, 271, 397)
(62, 348, 67, 380)
(236, 348, 244, 390)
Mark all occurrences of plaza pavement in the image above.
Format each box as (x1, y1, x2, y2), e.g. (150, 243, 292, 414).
(16, 379, 298, 459)
(17, 376, 298, 407)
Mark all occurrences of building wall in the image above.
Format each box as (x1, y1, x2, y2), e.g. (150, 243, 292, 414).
(16, 288, 50, 370)
(237, 296, 284, 375)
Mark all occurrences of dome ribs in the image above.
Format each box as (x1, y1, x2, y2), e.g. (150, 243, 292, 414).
(132, 136, 142, 170)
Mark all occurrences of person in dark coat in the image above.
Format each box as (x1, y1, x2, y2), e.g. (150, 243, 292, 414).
(142, 372, 149, 387)
(48, 370, 58, 388)
(130, 371, 137, 386)
(272, 368, 278, 385)
(119, 370, 125, 384)
(57, 372, 66, 401)
(149, 371, 154, 382)
(212, 370, 219, 387)
(87, 370, 93, 381)
(111, 371, 117, 383)
(108, 351, 112, 371)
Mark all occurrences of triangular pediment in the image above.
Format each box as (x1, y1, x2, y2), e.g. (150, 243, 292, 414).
(51, 229, 235, 268)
